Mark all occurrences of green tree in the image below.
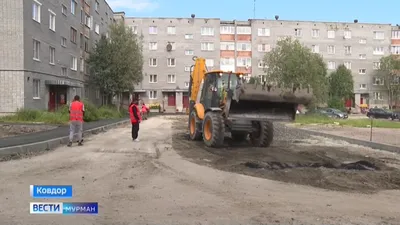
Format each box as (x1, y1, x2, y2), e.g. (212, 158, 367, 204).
(88, 21, 144, 106)
(327, 64, 354, 109)
(263, 37, 328, 106)
(376, 55, 400, 109)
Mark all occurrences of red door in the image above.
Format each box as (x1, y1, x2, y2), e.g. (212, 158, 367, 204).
(183, 95, 189, 108)
(167, 93, 176, 106)
(49, 92, 56, 112)
(360, 97, 364, 104)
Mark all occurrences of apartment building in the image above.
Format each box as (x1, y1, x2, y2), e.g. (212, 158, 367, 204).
(0, 0, 114, 114)
(125, 16, 220, 112)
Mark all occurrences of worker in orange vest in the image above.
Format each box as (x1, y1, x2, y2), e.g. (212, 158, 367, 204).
(67, 95, 85, 147)
(129, 98, 142, 141)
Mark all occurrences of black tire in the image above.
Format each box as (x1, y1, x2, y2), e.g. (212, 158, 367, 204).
(250, 121, 274, 147)
(189, 110, 202, 141)
(202, 111, 225, 147)
(231, 131, 248, 142)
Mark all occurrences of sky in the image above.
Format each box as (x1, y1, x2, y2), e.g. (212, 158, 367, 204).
(107, 0, 399, 25)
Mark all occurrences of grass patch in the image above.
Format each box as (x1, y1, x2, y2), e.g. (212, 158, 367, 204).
(295, 114, 400, 128)
(0, 100, 125, 125)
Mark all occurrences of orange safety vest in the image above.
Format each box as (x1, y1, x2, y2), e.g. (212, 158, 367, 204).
(70, 101, 84, 122)
(141, 105, 148, 113)
(129, 104, 142, 123)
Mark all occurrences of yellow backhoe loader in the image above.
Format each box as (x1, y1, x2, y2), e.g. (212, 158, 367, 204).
(188, 56, 313, 148)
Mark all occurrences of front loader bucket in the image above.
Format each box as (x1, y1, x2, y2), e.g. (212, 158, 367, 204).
(227, 83, 312, 122)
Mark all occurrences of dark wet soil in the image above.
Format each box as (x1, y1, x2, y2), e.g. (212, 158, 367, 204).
(171, 117, 400, 193)
(0, 124, 58, 138)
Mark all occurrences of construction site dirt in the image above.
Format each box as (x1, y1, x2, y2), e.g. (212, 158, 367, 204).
(172, 116, 400, 194)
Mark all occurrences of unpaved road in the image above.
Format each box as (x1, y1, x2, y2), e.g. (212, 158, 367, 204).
(0, 115, 400, 225)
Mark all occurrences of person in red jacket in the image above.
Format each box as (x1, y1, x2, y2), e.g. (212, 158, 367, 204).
(141, 103, 149, 120)
(129, 99, 142, 141)
(67, 95, 85, 147)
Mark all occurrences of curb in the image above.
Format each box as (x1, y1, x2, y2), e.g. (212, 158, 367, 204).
(0, 119, 130, 156)
(301, 129, 400, 154)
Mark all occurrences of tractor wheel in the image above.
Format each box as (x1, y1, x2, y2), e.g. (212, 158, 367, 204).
(202, 111, 225, 147)
(249, 121, 274, 147)
(189, 110, 202, 141)
(231, 131, 248, 142)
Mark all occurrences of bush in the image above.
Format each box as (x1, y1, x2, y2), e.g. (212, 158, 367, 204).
(0, 100, 124, 124)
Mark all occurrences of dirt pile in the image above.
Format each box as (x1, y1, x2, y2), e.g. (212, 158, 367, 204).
(0, 124, 58, 138)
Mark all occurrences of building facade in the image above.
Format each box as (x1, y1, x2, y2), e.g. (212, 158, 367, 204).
(0, 0, 114, 114)
(126, 16, 398, 111)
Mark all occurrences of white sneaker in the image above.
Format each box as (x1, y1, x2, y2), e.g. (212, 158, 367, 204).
(134, 139, 140, 142)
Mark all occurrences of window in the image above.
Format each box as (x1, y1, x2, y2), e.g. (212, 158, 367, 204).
(205, 59, 214, 67)
(70, 27, 77, 43)
(149, 91, 157, 99)
(149, 42, 157, 50)
(201, 27, 214, 36)
(84, 37, 89, 52)
(373, 62, 381, 70)
(221, 42, 235, 50)
(149, 26, 157, 34)
(344, 61, 351, 70)
(327, 45, 335, 54)
(130, 25, 138, 34)
(327, 30, 335, 39)
(373, 77, 384, 85)
(61, 4, 67, 15)
(373, 92, 383, 100)
(220, 58, 235, 65)
(95, 24, 100, 34)
(359, 38, 367, 44)
(344, 46, 352, 55)
(185, 50, 194, 55)
(184, 82, 190, 88)
(258, 28, 270, 36)
(149, 58, 157, 67)
(328, 61, 336, 70)
(201, 42, 214, 51)
(61, 37, 67, 47)
(237, 43, 251, 51)
(167, 42, 176, 50)
(33, 79, 40, 98)
(311, 45, 319, 53)
(149, 74, 157, 83)
(391, 46, 400, 54)
(258, 44, 271, 52)
(184, 66, 191, 72)
(84, 13, 91, 28)
(95, 89, 100, 99)
(237, 58, 251, 67)
(311, 29, 319, 38)
(167, 58, 176, 67)
(359, 84, 367, 89)
(33, 39, 40, 60)
(95, 0, 99, 11)
(358, 68, 366, 74)
(237, 27, 251, 34)
(392, 31, 400, 39)
(373, 31, 385, 40)
(167, 26, 176, 34)
(32, 0, 41, 23)
(49, 46, 55, 64)
(71, 0, 77, 15)
(80, 57, 84, 72)
(344, 30, 352, 39)
(373, 47, 384, 55)
(185, 34, 193, 39)
(258, 60, 267, 68)
(71, 56, 77, 71)
(167, 74, 176, 83)
(49, 9, 56, 31)
(359, 54, 366, 59)
(294, 28, 302, 37)
(61, 67, 67, 76)
(221, 26, 235, 34)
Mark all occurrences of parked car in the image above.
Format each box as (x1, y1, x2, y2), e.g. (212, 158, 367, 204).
(390, 111, 400, 121)
(307, 108, 348, 119)
(366, 108, 392, 119)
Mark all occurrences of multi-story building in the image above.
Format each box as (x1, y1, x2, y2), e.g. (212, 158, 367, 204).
(0, 0, 114, 114)
(126, 16, 395, 111)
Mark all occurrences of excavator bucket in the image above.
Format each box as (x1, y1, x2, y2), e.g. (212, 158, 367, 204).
(227, 82, 313, 122)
